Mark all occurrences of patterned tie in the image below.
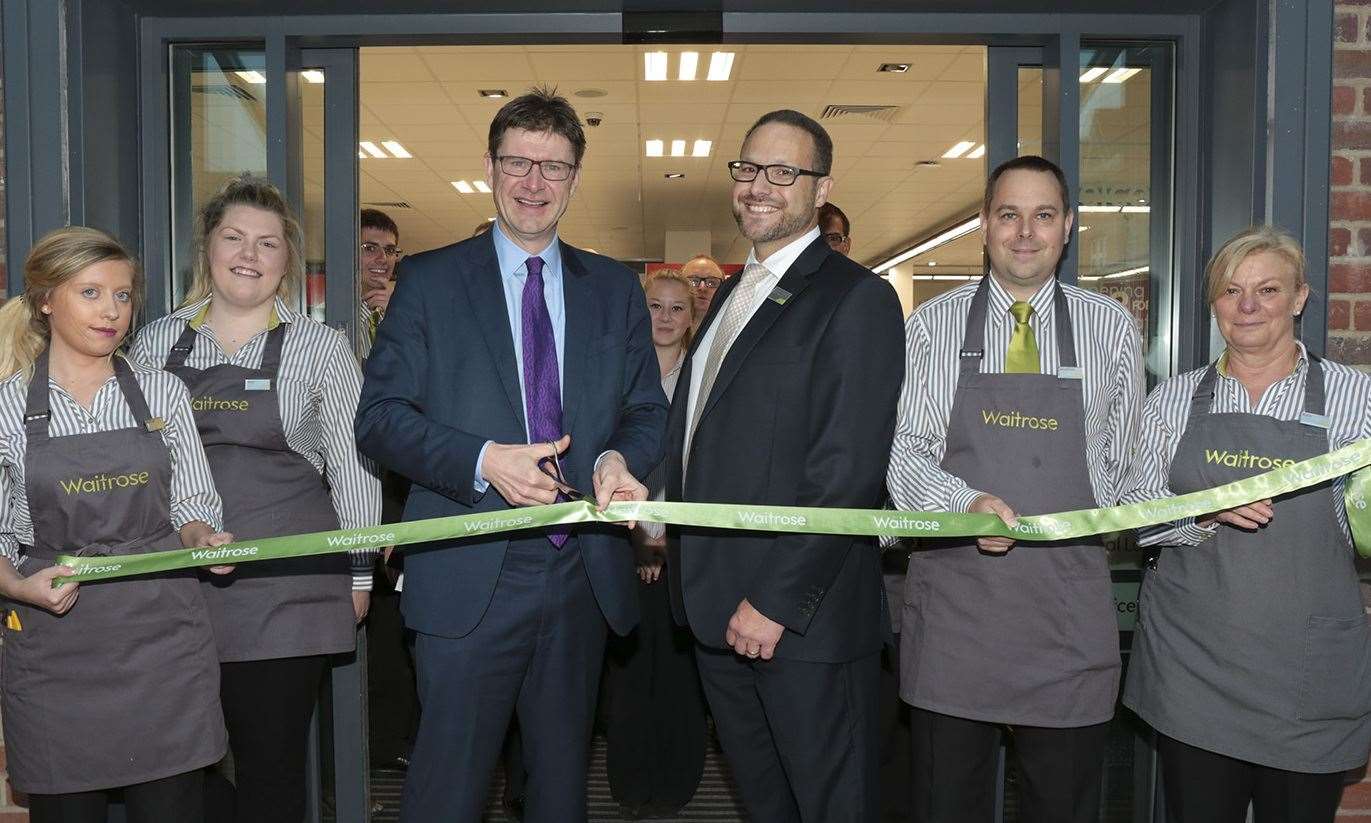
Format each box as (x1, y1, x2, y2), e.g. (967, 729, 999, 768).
(685, 262, 771, 471)
(521, 256, 567, 547)
(1004, 300, 1040, 374)
(367, 307, 381, 343)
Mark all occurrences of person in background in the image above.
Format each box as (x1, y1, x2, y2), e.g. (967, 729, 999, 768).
(358, 208, 402, 360)
(1122, 226, 1371, 823)
(819, 201, 851, 256)
(0, 227, 231, 823)
(888, 155, 1144, 823)
(132, 175, 381, 823)
(355, 87, 665, 823)
(681, 254, 724, 332)
(606, 269, 708, 819)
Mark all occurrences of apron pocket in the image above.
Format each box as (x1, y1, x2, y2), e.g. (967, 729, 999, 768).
(1297, 615, 1371, 721)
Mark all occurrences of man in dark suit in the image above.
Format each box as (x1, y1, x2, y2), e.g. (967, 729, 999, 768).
(666, 109, 906, 822)
(355, 88, 667, 823)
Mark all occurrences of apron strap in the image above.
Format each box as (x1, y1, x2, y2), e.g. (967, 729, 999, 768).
(258, 322, 288, 377)
(1188, 364, 1220, 419)
(22, 348, 53, 443)
(958, 276, 1079, 377)
(1302, 353, 1327, 418)
(111, 354, 158, 430)
(164, 322, 198, 369)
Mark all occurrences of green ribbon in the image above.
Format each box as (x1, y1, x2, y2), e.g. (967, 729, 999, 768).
(53, 439, 1371, 585)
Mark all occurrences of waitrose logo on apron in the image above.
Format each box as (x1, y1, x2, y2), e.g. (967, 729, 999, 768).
(980, 409, 1059, 431)
(1203, 449, 1296, 470)
(192, 396, 249, 412)
(59, 471, 151, 495)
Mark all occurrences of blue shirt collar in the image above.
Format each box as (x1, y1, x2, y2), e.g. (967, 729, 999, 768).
(491, 220, 562, 280)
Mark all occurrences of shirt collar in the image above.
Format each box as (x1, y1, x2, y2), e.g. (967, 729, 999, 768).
(178, 295, 290, 330)
(491, 220, 562, 280)
(1215, 341, 1308, 378)
(746, 226, 821, 278)
(985, 274, 1056, 319)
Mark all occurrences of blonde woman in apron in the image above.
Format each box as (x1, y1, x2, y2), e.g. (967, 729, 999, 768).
(132, 175, 381, 823)
(1124, 226, 1371, 822)
(0, 227, 231, 823)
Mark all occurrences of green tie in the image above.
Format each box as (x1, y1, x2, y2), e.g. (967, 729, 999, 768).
(1005, 301, 1039, 374)
(367, 307, 381, 343)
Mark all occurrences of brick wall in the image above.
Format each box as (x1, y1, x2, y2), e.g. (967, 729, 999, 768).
(1331, 3, 1371, 367)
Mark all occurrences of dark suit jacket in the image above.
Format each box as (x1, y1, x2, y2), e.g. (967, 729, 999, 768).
(355, 231, 667, 638)
(666, 236, 905, 663)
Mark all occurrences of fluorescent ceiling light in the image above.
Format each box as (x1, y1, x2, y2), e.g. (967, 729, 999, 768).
(358, 150, 366, 159)
(670, 139, 686, 157)
(1078, 204, 1121, 213)
(645, 139, 664, 157)
(301, 70, 325, 84)
(473, 181, 491, 194)
(451, 180, 475, 194)
(235, 70, 266, 84)
(966, 143, 986, 159)
(358, 141, 387, 159)
(664, 172, 685, 179)
(1079, 225, 1091, 232)
(1079, 67, 1108, 83)
(872, 216, 981, 274)
(1120, 205, 1150, 213)
(645, 52, 668, 81)
(1105, 265, 1149, 279)
(707, 52, 735, 81)
(692, 139, 712, 157)
(942, 140, 977, 159)
(478, 89, 508, 99)
(1102, 67, 1142, 84)
(678, 52, 699, 81)
(381, 140, 411, 159)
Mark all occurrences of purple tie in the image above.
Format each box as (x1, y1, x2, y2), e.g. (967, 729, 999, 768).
(521, 256, 568, 547)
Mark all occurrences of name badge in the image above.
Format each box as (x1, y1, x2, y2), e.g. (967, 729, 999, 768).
(144, 417, 165, 432)
(767, 287, 792, 305)
(1057, 366, 1084, 381)
(244, 379, 271, 391)
(1299, 411, 1331, 429)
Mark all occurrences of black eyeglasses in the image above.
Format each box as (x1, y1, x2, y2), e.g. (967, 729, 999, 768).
(361, 241, 403, 259)
(822, 232, 848, 246)
(537, 445, 587, 501)
(727, 160, 826, 187)
(496, 155, 578, 182)
(687, 276, 722, 289)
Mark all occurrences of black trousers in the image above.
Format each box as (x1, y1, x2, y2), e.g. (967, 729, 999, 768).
(695, 645, 881, 823)
(1158, 734, 1346, 823)
(217, 654, 328, 823)
(909, 707, 1108, 823)
(29, 769, 204, 823)
(605, 566, 707, 816)
(401, 539, 607, 823)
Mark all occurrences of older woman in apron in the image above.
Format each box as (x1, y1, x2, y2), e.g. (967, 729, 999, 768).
(0, 227, 231, 823)
(131, 175, 381, 823)
(1123, 225, 1371, 823)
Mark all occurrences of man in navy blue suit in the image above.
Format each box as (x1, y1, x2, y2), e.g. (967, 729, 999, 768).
(355, 88, 667, 823)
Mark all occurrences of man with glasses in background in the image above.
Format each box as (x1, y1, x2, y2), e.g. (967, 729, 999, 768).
(819, 202, 851, 256)
(681, 254, 725, 332)
(356, 87, 666, 823)
(665, 109, 905, 822)
(357, 208, 403, 360)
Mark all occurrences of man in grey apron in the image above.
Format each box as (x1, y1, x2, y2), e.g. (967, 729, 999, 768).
(888, 155, 1144, 823)
(1126, 357, 1371, 820)
(164, 320, 353, 823)
(3, 351, 225, 818)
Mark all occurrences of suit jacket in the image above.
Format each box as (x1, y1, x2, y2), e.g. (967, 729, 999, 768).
(666, 236, 905, 663)
(355, 231, 667, 638)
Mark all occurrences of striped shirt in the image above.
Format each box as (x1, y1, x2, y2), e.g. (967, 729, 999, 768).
(131, 296, 382, 589)
(356, 300, 379, 361)
(888, 276, 1145, 514)
(1124, 344, 1371, 547)
(0, 356, 224, 566)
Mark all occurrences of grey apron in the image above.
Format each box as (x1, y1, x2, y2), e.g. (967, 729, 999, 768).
(1, 351, 225, 794)
(166, 322, 352, 662)
(1124, 357, 1371, 772)
(901, 278, 1118, 727)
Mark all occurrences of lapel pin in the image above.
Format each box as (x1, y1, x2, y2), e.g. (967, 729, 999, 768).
(768, 286, 792, 305)
(145, 417, 166, 432)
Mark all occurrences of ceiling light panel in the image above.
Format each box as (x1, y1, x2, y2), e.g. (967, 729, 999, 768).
(473, 181, 491, 194)
(451, 180, 475, 194)
(645, 139, 664, 157)
(678, 52, 699, 82)
(359, 141, 387, 159)
(301, 70, 325, 84)
(1102, 67, 1142, 84)
(707, 52, 735, 81)
(645, 52, 668, 82)
(941, 140, 977, 159)
(1078, 67, 1108, 83)
(670, 139, 686, 157)
(692, 140, 712, 157)
(381, 140, 411, 158)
